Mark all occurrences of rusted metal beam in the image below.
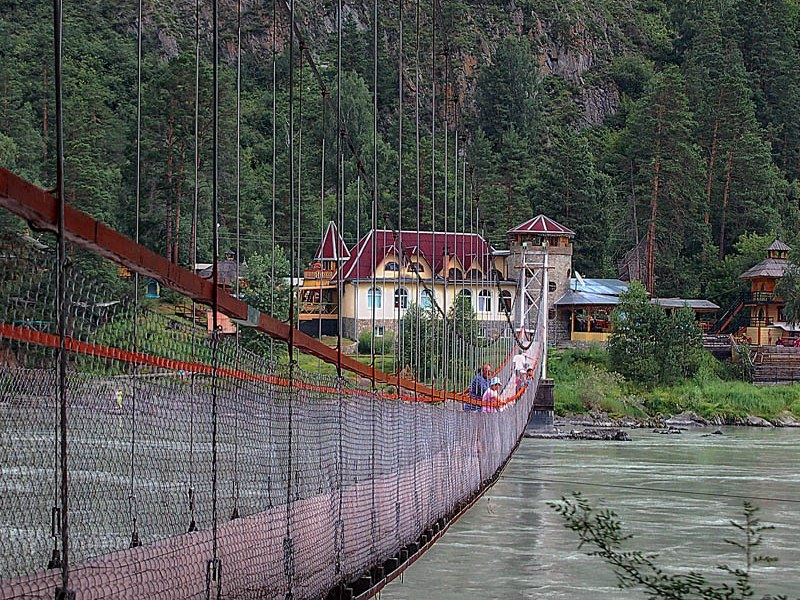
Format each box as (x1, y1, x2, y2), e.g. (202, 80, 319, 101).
(0, 167, 449, 401)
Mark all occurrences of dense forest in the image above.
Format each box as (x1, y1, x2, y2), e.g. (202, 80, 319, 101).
(1, 0, 799, 310)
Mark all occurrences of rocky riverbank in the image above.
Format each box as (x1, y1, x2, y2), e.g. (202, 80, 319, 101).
(553, 410, 800, 429)
(524, 410, 800, 441)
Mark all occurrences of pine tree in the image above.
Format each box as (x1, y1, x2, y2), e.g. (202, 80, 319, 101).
(531, 128, 617, 275)
(475, 36, 541, 148)
(620, 66, 706, 295)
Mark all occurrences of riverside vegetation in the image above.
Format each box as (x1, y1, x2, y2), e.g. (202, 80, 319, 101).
(550, 345, 800, 424)
(549, 282, 800, 424)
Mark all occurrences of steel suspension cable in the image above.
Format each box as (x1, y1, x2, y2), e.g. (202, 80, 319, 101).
(231, 0, 242, 521)
(334, 0, 344, 577)
(207, 0, 222, 595)
(462, 143, 468, 386)
(318, 76, 327, 362)
(334, 0, 342, 379)
(235, 0, 242, 302)
(442, 46, 449, 395)
(354, 173, 360, 348)
(296, 46, 303, 325)
(396, 0, 403, 399)
(370, 0, 378, 560)
(187, 0, 201, 535)
(395, 1, 405, 537)
(286, 0, 297, 595)
(409, 0, 423, 530)
(51, 0, 68, 589)
(451, 104, 458, 391)
(413, 0, 421, 395)
(429, 0, 437, 387)
(128, 0, 144, 551)
(269, 0, 278, 363)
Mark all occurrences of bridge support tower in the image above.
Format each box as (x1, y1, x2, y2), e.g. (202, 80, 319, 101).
(528, 378, 554, 430)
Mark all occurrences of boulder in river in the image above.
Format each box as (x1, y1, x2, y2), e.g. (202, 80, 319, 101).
(525, 428, 631, 441)
(773, 413, 800, 427)
(743, 415, 774, 428)
(665, 411, 709, 427)
(652, 427, 683, 434)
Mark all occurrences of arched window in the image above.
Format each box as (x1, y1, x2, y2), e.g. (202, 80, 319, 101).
(407, 262, 423, 272)
(466, 268, 482, 280)
(448, 268, 463, 279)
(394, 288, 409, 309)
(384, 261, 400, 272)
(500, 290, 513, 313)
(367, 287, 382, 309)
(420, 289, 433, 309)
(477, 289, 492, 313)
(457, 289, 472, 308)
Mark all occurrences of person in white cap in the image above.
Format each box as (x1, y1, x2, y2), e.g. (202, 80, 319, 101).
(481, 376, 502, 413)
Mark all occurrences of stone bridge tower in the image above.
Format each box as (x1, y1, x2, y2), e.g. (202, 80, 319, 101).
(507, 215, 574, 341)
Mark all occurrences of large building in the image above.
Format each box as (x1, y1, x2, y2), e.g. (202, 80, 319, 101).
(298, 218, 583, 340)
(299, 224, 518, 340)
(295, 214, 720, 345)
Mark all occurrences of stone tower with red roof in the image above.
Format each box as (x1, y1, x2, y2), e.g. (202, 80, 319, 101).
(507, 215, 575, 332)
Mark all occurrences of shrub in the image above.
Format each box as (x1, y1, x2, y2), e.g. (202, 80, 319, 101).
(358, 329, 395, 355)
(575, 365, 624, 411)
(609, 282, 706, 386)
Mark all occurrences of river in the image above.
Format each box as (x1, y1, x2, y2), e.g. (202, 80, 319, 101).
(381, 427, 800, 599)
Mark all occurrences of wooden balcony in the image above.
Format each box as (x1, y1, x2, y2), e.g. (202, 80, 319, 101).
(303, 268, 336, 281)
(744, 291, 782, 304)
(299, 302, 339, 319)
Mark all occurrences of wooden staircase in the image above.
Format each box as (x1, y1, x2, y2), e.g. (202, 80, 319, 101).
(751, 346, 800, 384)
(711, 295, 746, 334)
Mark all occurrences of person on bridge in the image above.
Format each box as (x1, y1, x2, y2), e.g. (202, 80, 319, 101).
(482, 377, 503, 413)
(467, 363, 493, 412)
(512, 349, 528, 374)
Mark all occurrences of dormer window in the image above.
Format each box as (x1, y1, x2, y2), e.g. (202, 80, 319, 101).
(447, 268, 463, 279)
(384, 262, 400, 272)
(407, 262, 423, 273)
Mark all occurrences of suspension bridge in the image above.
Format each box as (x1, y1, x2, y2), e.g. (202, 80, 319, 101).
(0, 0, 553, 598)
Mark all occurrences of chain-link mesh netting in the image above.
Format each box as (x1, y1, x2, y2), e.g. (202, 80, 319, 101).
(0, 236, 542, 599)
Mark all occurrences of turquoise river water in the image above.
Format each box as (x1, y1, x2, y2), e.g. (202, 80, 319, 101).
(382, 427, 800, 599)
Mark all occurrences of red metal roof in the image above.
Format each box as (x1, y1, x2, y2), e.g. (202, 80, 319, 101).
(314, 221, 350, 260)
(334, 230, 493, 281)
(507, 214, 575, 236)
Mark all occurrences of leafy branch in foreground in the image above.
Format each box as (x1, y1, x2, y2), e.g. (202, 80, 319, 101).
(548, 492, 790, 600)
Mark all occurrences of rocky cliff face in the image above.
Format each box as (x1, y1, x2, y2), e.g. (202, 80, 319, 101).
(147, 0, 647, 126)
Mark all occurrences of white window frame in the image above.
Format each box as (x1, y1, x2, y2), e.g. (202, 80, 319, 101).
(394, 287, 409, 309)
(367, 287, 383, 310)
(420, 288, 434, 309)
(478, 289, 492, 313)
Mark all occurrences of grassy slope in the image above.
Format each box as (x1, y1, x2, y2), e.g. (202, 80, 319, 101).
(549, 346, 800, 421)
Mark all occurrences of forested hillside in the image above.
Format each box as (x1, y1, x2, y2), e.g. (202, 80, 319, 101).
(1, 0, 798, 307)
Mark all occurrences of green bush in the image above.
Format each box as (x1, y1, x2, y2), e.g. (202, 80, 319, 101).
(358, 329, 395, 355)
(576, 365, 624, 410)
(609, 282, 706, 386)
